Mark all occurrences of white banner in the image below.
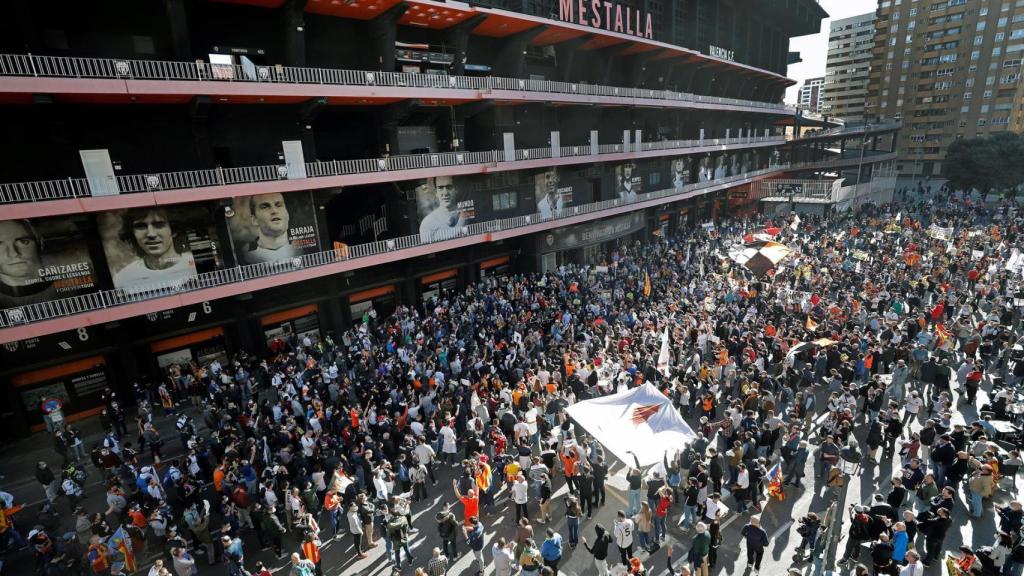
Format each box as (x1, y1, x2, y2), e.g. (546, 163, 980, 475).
(566, 383, 696, 468)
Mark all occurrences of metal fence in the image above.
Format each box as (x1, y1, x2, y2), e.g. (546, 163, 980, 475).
(0, 52, 794, 111)
(0, 136, 784, 204)
(0, 163, 800, 330)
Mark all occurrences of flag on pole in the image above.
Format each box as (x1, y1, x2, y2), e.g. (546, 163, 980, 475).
(766, 462, 785, 501)
(935, 322, 951, 347)
(643, 270, 652, 298)
(790, 213, 801, 231)
(805, 316, 818, 332)
(657, 328, 671, 378)
(106, 526, 136, 573)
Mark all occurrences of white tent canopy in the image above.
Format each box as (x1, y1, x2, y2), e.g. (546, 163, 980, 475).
(565, 382, 697, 468)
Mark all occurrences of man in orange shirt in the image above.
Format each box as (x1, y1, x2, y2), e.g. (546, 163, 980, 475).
(561, 448, 580, 493)
(452, 479, 479, 526)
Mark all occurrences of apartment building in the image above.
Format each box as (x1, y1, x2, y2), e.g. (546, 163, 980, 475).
(867, 0, 1024, 178)
(798, 76, 826, 112)
(823, 11, 876, 122)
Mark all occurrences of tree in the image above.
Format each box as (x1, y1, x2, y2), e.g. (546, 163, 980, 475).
(943, 132, 1024, 197)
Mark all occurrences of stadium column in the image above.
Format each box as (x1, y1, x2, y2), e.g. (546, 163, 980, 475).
(451, 101, 492, 152)
(230, 298, 258, 353)
(189, 96, 216, 170)
(445, 14, 487, 76)
(281, 0, 309, 67)
(554, 36, 591, 82)
(33, 95, 80, 178)
(375, 99, 422, 157)
(163, 0, 193, 60)
(368, 3, 410, 74)
(298, 97, 327, 161)
(493, 26, 547, 78)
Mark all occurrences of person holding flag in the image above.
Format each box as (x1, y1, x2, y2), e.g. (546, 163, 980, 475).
(766, 461, 785, 502)
(106, 525, 135, 575)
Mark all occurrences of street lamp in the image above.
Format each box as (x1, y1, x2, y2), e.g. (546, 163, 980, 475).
(854, 124, 872, 207)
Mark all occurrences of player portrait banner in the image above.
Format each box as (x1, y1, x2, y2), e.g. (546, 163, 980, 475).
(227, 190, 321, 265)
(614, 162, 643, 201)
(565, 382, 697, 468)
(413, 175, 476, 242)
(534, 167, 574, 219)
(98, 205, 221, 292)
(0, 217, 99, 308)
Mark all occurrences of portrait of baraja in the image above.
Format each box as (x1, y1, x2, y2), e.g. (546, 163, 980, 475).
(227, 191, 320, 265)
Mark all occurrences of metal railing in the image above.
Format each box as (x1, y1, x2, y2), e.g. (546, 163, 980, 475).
(797, 120, 902, 139)
(0, 52, 794, 112)
(0, 163, 796, 330)
(0, 136, 784, 205)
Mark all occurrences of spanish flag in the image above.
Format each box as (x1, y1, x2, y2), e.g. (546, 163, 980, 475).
(935, 322, 951, 347)
(805, 316, 818, 332)
(643, 270, 652, 298)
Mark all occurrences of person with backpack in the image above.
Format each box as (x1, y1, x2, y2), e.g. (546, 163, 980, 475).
(386, 509, 413, 567)
(840, 506, 875, 565)
(582, 523, 613, 576)
(288, 552, 316, 576)
(464, 516, 486, 576)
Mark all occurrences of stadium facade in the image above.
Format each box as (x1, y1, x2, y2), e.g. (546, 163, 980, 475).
(0, 0, 897, 436)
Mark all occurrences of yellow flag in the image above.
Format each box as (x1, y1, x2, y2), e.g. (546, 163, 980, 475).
(643, 271, 652, 298)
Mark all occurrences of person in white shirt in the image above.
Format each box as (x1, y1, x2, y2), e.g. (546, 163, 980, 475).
(242, 192, 296, 264)
(111, 207, 197, 290)
(900, 550, 924, 576)
(524, 404, 539, 444)
(613, 510, 635, 566)
(492, 538, 516, 576)
(535, 168, 564, 219)
(439, 423, 458, 466)
(511, 474, 530, 522)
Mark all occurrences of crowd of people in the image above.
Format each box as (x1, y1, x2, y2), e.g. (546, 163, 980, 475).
(2, 187, 1024, 576)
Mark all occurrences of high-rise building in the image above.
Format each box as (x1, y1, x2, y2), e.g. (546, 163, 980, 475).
(798, 77, 825, 113)
(823, 12, 876, 122)
(866, 0, 1024, 178)
(0, 0, 898, 436)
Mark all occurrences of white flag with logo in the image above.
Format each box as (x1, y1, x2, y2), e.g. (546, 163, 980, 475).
(566, 382, 696, 467)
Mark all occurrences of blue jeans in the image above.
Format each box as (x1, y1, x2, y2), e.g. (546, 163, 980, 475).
(969, 490, 983, 518)
(683, 504, 696, 528)
(391, 540, 412, 565)
(654, 516, 667, 541)
(637, 530, 650, 551)
(627, 490, 642, 516)
(567, 516, 580, 546)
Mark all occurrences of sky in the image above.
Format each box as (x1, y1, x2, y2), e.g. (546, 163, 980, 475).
(784, 0, 879, 105)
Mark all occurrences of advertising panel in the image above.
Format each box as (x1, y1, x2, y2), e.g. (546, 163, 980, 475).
(227, 191, 321, 265)
(98, 205, 221, 292)
(0, 218, 99, 308)
(261, 304, 322, 346)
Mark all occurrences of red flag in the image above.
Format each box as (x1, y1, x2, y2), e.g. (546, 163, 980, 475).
(810, 294, 821, 306)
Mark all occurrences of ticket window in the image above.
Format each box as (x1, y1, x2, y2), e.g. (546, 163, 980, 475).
(479, 256, 511, 279)
(349, 285, 397, 324)
(421, 270, 457, 303)
(260, 304, 322, 348)
(13, 356, 111, 431)
(151, 328, 228, 373)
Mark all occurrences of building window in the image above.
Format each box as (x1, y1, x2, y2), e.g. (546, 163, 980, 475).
(491, 192, 517, 211)
(978, 21, 988, 31)
(975, 35, 985, 45)
(972, 50, 981, 60)
(978, 118, 987, 126)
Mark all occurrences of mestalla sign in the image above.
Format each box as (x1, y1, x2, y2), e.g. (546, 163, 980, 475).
(558, 0, 654, 40)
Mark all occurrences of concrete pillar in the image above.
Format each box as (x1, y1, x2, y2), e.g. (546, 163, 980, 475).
(164, 0, 192, 61)
(551, 131, 560, 158)
(590, 130, 599, 155)
(623, 130, 632, 153)
(281, 0, 308, 67)
(494, 26, 547, 78)
(367, 3, 409, 71)
(445, 15, 486, 76)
